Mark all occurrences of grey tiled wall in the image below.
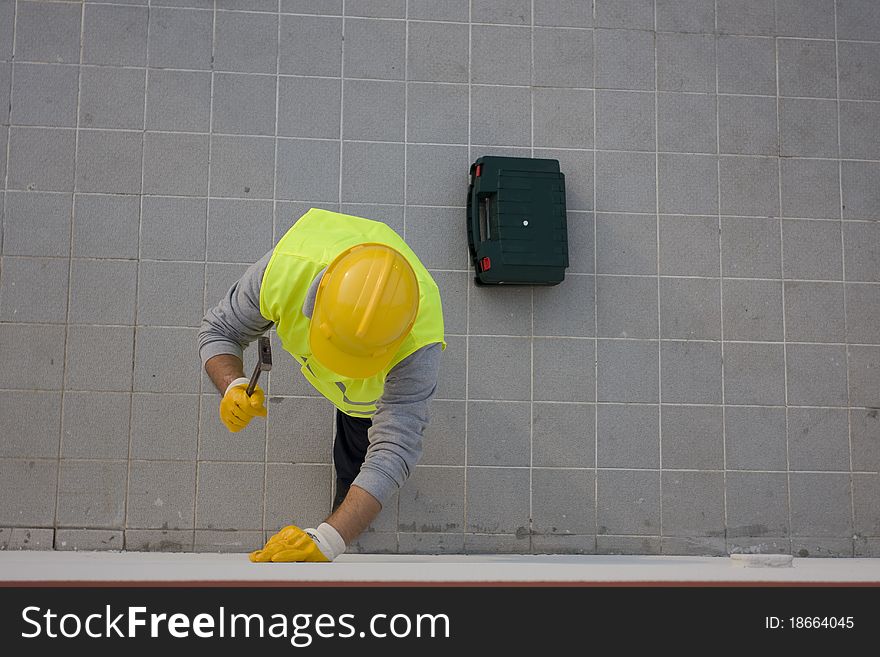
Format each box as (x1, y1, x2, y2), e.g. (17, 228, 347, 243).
(1, 0, 879, 558)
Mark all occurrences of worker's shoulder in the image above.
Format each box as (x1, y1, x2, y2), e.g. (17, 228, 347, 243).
(391, 343, 443, 372)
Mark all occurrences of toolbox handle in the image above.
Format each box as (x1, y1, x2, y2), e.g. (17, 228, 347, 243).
(471, 192, 497, 245)
(479, 196, 491, 242)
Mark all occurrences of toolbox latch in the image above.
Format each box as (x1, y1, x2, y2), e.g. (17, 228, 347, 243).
(479, 257, 491, 271)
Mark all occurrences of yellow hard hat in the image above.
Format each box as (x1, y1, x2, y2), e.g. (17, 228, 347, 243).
(310, 243, 420, 379)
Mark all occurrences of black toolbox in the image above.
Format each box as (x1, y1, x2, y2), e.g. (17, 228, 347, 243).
(466, 156, 568, 285)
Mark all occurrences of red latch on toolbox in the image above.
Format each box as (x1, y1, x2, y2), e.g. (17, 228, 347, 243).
(475, 164, 482, 177)
(480, 257, 491, 271)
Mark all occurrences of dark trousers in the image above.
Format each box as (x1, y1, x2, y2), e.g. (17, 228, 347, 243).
(332, 409, 372, 510)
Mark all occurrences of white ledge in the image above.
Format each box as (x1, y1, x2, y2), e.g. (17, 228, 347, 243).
(2, 552, 879, 583)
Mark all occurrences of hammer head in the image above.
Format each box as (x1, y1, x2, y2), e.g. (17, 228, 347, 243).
(258, 336, 272, 372)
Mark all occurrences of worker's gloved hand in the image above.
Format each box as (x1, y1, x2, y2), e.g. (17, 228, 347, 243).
(219, 377, 267, 433)
(249, 523, 346, 563)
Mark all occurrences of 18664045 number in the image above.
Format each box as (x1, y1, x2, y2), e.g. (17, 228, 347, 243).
(789, 617, 854, 629)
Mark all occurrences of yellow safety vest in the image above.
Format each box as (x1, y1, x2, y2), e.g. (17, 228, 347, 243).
(259, 208, 446, 417)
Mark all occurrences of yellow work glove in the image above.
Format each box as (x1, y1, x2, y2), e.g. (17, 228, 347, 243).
(219, 377, 267, 433)
(250, 523, 346, 563)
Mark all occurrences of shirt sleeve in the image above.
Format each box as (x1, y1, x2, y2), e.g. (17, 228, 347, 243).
(198, 251, 274, 368)
(352, 342, 443, 506)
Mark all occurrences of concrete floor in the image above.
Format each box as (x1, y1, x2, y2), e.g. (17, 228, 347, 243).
(0, 1, 878, 557)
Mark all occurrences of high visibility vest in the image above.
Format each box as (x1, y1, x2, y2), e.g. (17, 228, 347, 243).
(259, 208, 446, 417)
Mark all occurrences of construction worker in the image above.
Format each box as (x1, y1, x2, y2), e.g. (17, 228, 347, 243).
(198, 208, 445, 563)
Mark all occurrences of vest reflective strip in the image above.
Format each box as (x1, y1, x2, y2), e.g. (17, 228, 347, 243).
(333, 382, 378, 407)
(302, 362, 379, 407)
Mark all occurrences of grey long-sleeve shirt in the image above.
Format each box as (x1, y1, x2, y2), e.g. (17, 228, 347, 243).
(198, 252, 442, 506)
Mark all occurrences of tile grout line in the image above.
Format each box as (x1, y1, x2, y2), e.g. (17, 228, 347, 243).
(34, 1, 880, 46)
(122, 0, 152, 551)
(714, 0, 730, 553)
(7, 192, 880, 223)
(0, 526, 859, 539)
(1, 59, 867, 80)
(52, 0, 84, 548)
(33, 0, 66, 547)
(17, 51, 880, 102)
(8, 55, 880, 105)
(12, 317, 880, 347)
(833, 0, 856, 556)
(652, 0, 663, 547)
(260, 0, 282, 546)
(593, 272, 873, 283)
(15, 318, 880, 345)
(9, 257, 880, 283)
(9, 121, 880, 165)
(337, 1, 345, 216)
(11, 244, 880, 268)
(402, 0, 409, 247)
(395, 0, 410, 553)
(462, 0, 471, 551)
(192, 0, 219, 550)
(8, 388, 880, 412)
(0, 0, 14, 257)
(440, 399, 880, 411)
(773, 10, 794, 555)
(4, 527, 855, 541)
(528, 0, 534, 553)
(4, 456, 876, 477)
(0, 4, 11, 294)
(592, 0, 599, 555)
(5, 260, 875, 280)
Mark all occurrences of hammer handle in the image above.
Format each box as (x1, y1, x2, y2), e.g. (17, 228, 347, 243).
(245, 359, 262, 396)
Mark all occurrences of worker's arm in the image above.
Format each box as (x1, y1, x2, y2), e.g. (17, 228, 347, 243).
(276, 344, 442, 552)
(321, 343, 442, 547)
(250, 344, 443, 562)
(199, 253, 274, 431)
(249, 484, 382, 563)
(348, 343, 442, 506)
(204, 353, 246, 395)
(325, 484, 382, 544)
(198, 251, 274, 394)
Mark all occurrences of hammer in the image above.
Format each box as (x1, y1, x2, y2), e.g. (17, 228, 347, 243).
(246, 336, 273, 396)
